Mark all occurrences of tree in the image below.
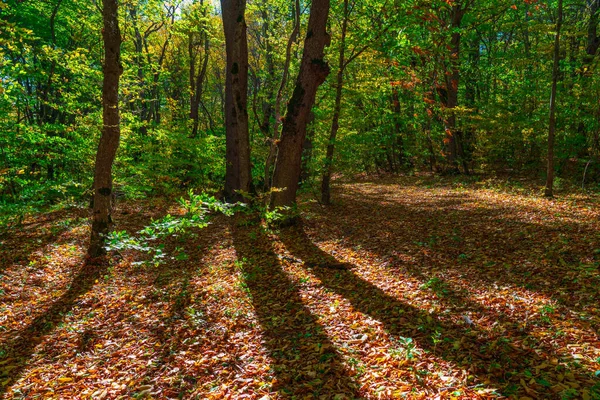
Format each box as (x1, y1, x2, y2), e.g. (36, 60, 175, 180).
(544, 0, 563, 197)
(262, 0, 301, 191)
(320, 0, 388, 204)
(188, 0, 211, 138)
(221, 0, 252, 201)
(88, 0, 122, 257)
(270, 0, 331, 209)
(320, 0, 349, 206)
(439, 0, 473, 174)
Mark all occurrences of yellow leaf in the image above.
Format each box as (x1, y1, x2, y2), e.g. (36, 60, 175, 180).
(58, 377, 73, 383)
(582, 390, 591, 400)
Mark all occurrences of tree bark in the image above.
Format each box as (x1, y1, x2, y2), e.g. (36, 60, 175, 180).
(270, 0, 331, 209)
(88, 0, 122, 257)
(545, 0, 563, 197)
(263, 0, 300, 191)
(221, 0, 251, 201)
(190, 31, 210, 137)
(442, 3, 466, 174)
(321, 0, 348, 205)
(586, 0, 600, 62)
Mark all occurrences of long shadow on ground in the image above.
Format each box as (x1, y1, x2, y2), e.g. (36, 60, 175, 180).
(318, 186, 600, 329)
(279, 225, 599, 398)
(0, 260, 107, 396)
(231, 216, 360, 398)
(139, 217, 225, 397)
(0, 208, 88, 274)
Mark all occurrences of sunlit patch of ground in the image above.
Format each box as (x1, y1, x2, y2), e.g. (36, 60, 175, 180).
(1, 177, 599, 399)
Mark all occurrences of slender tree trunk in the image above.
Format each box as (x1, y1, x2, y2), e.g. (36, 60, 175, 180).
(321, 0, 348, 205)
(149, 12, 173, 125)
(545, 0, 563, 197)
(190, 2, 210, 137)
(390, 85, 405, 170)
(129, 5, 148, 135)
(257, 5, 275, 137)
(88, 0, 122, 257)
(300, 111, 315, 183)
(191, 34, 210, 137)
(221, 0, 251, 201)
(263, 0, 300, 191)
(270, 0, 331, 208)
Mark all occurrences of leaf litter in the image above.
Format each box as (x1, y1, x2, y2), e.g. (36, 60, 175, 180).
(1, 176, 599, 399)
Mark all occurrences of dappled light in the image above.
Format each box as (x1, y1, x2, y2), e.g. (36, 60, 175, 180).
(2, 177, 599, 398)
(4, 0, 600, 397)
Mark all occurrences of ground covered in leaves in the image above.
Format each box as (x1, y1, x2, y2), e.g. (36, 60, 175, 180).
(1, 176, 600, 399)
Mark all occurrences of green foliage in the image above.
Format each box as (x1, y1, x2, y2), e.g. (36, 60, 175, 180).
(105, 190, 238, 263)
(178, 190, 238, 217)
(2, 0, 600, 230)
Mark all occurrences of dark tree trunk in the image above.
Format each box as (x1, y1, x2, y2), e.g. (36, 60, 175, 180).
(545, 0, 563, 197)
(189, 1, 210, 137)
(321, 0, 348, 206)
(88, 0, 122, 257)
(390, 85, 405, 169)
(443, 3, 466, 174)
(263, 0, 300, 192)
(128, 5, 148, 135)
(300, 111, 315, 184)
(221, 0, 251, 201)
(190, 34, 210, 137)
(270, 0, 331, 208)
(586, 0, 600, 62)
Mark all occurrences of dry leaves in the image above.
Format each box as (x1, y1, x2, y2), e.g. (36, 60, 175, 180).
(1, 176, 599, 399)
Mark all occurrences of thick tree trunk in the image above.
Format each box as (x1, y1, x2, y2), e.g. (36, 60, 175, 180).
(545, 0, 563, 197)
(270, 0, 331, 208)
(221, 0, 251, 201)
(88, 0, 122, 257)
(321, 0, 348, 206)
(263, 0, 300, 192)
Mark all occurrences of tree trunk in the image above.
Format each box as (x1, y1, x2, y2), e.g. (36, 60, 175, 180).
(221, 0, 251, 201)
(263, 0, 300, 192)
(585, 0, 600, 63)
(88, 0, 122, 257)
(300, 111, 315, 184)
(321, 0, 348, 205)
(390, 85, 405, 169)
(190, 34, 210, 138)
(270, 0, 331, 209)
(443, 4, 465, 174)
(545, 0, 563, 197)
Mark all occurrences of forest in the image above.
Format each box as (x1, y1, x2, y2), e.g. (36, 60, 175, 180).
(1, 0, 600, 398)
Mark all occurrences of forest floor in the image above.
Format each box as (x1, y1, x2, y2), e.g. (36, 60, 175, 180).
(1, 175, 600, 399)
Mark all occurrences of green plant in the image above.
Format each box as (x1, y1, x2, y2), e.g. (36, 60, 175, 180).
(420, 277, 449, 297)
(389, 336, 420, 360)
(185, 306, 206, 327)
(539, 304, 556, 324)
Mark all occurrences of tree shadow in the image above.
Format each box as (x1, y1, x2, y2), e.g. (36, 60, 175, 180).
(279, 225, 598, 397)
(0, 260, 107, 396)
(317, 186, 600, 328)
(231, 216, 360, 398)
(0, 209, 88, 274)
(138, 217, 225, 397)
